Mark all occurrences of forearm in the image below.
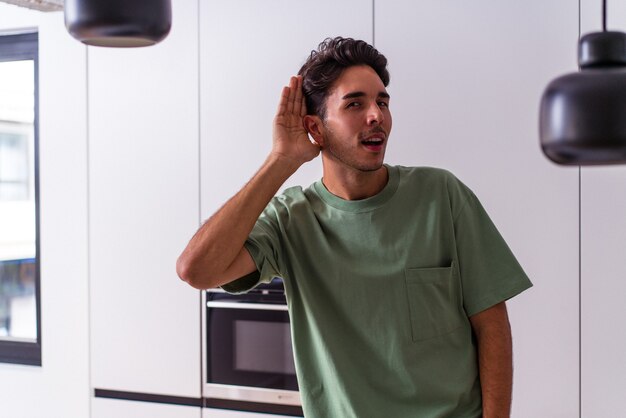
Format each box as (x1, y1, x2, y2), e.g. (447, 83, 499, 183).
(176, 153, 299, 287)
(471, 302, 513, 418)
(177, 75, 317, 289)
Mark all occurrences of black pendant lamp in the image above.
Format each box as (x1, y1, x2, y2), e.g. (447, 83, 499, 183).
(540, 0, 626, 165)
(64, 0, 172, 47)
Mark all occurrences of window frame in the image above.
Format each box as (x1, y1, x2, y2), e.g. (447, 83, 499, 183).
(0, 31, 41, 366)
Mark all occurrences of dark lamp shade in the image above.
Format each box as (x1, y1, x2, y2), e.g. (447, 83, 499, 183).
(579, 32, 626, 68)
(64, 0, 172, 47)
(540, 31, 626, 165)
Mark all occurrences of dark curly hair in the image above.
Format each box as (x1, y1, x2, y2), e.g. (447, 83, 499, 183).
(298, 37, 390, 119)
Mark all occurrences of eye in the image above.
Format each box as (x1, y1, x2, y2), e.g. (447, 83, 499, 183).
(346, 101, 361, 109)
(378, 101, 389, 108)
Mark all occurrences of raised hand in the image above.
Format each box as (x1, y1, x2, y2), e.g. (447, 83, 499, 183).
(272, 76, 321, 167)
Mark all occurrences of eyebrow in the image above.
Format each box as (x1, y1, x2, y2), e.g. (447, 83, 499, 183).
(341, 91, 391, 100)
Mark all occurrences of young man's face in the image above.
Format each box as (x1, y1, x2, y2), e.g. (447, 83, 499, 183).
(318, 65, 392, 173)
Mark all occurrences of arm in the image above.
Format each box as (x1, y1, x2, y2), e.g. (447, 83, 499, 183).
(469, 301, 513, 418)
(176, 76, 320, 289)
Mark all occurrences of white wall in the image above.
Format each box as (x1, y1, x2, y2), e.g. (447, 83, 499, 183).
(1, 0, 624, 417)
(0, 4, 90, 418)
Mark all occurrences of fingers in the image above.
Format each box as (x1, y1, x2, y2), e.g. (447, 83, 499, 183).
(300, 95, 307, 117)
(286, 76, 297, 115)
(277, 76, 305, 117)
(276, 85, 290, 117)
(293, 76, 304, 116)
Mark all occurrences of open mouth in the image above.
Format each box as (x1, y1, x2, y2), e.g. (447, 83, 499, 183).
(361, 136, 385, 151)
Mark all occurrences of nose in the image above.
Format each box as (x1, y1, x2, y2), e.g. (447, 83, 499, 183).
(366, 102, 384, 126)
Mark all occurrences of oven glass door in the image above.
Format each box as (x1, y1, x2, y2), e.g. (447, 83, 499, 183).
(207, 300, 298, 391)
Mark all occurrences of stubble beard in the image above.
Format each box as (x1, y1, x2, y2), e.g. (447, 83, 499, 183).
(322, 124, 386, 173)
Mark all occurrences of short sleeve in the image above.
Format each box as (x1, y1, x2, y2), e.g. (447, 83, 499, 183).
(449, 179, 533, 317)
(220, 197, 285, 294)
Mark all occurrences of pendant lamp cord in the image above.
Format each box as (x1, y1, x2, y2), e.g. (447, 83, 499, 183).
(603, 0, 607, 31)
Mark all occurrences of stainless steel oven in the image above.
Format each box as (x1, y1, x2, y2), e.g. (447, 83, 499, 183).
(203, 277, 302, 415)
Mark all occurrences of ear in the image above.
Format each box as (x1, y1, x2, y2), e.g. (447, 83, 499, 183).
(303, 115, 325, 147)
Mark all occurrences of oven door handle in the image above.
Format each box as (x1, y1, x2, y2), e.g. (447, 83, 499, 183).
(206, 301, 288, 311)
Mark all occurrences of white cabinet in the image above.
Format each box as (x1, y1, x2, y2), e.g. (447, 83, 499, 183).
(88, 0, 201, 398)
(199, 0, 373, 218)
(92, 398, 201, 418)
(579, 0, 626, 416)
(375, 1, 580, 416)
(581, 167, 626, 416)
(203, 408, 301, 418)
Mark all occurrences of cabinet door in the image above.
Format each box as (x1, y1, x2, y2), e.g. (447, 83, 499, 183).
(581, 167, 626, 416)
(376, 1, 579, 416)
(579, 1, 626, 416)
(203, 408, 301, 418)
(88, 0, 201, 397)
(93, 398, 201, 418)
(199, 0, 373, 218)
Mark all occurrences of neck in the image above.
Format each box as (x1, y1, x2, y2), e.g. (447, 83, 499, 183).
(321, 160, 389, 201)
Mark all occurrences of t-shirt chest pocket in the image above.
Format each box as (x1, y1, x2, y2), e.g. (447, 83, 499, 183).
(404, 262, 466, 342)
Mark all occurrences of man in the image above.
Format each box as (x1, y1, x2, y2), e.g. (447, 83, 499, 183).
(177, 37, 532, 418)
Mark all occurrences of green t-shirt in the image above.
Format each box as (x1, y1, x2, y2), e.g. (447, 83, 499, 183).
(224, 165, 532, 418)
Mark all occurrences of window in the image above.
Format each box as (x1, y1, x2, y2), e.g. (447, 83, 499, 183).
(0, 32, 40, 366)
